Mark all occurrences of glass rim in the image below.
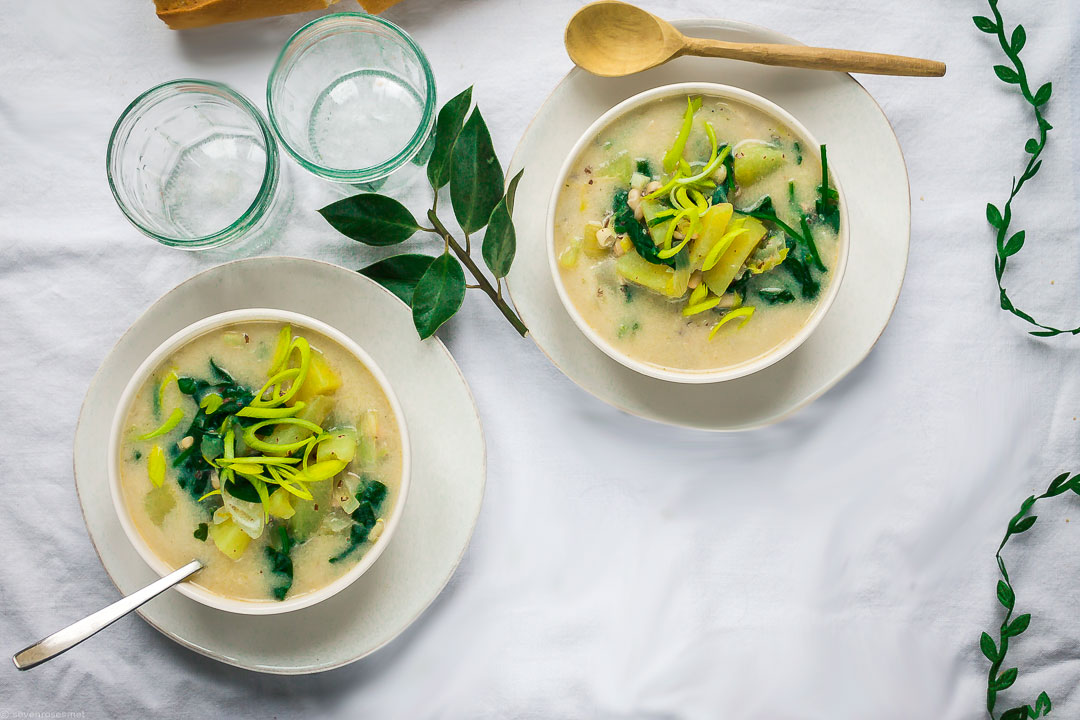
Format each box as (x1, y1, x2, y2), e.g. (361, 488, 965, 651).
(265, 12, 437, 184)
(106, 78, 280, 249)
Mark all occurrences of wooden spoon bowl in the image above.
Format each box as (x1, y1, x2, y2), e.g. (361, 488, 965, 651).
(566, 1, 946, 78)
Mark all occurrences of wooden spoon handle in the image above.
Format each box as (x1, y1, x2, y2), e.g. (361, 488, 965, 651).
(681, 38, 945, 77)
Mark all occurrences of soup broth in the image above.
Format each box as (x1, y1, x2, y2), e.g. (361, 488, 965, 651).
(118, 321, 402, 603)
(554, 94, 841, 373)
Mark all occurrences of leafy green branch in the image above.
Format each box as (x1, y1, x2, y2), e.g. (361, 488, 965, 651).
(973, 1, 1070, 337)
(318, 86, 528, 339)
(979, 472, 1080, 719)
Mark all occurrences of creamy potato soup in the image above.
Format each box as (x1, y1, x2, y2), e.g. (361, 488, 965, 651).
(554, 94, 841, 373)
(118, 322, 402, 603)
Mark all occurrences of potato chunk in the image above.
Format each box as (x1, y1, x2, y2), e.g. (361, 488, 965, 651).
(702, 217, 768, 296)
(209, 518, 251, 560)
(733, 142, 785, 186)
(615, 252, 689, 298)
(688, 203, 734, 270)
(294, 349, 341, 403)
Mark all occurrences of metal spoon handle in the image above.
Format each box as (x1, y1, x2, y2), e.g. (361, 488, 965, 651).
(12, 560, 202, 671)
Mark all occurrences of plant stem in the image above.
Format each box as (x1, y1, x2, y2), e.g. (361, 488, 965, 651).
(427, 209, 528, 337)
(981, 0, 1073, 336)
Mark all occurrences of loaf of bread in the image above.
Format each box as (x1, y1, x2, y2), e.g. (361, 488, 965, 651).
(155, 0, 403, 30)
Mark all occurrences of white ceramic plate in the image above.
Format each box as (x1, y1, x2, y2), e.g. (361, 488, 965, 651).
(74, 257, 486, 674)
(506, 18, 910, 431)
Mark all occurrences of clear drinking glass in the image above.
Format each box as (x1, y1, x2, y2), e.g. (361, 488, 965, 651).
(266, 13, 437, 186)
(107, 79, 280, 251)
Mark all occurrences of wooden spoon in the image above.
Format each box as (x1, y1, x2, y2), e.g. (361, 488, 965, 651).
(566, 1, 946, 78)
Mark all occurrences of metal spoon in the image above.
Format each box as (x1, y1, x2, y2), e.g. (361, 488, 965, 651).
(12, 560, 202, 670)
(565, 0, 946, 78)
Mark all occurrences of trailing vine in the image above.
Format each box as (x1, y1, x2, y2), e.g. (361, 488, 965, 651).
(979, 472, 1080, 718)
(973, 0, 1070, 336)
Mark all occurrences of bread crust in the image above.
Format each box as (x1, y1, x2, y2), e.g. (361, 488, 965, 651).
(357, 0, 401, 13)
(155, 0, 342, 30)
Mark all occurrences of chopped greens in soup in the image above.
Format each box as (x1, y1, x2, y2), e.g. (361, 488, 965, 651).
(554, 94, 842, 373)
(119, 322, 402, 602)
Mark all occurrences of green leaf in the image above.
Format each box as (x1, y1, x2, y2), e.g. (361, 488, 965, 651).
(617, 189, 672, 267)
(997, 580, 1015, 610)
(1034, 691, 1051, 716)
(1025, 138, 1040, 154)
(1011, 24, 1027, 53)
(973, 15, 997, 32)
(318, 194, 420, 246)
(359, 254, 436, 305)
(1003, 613, 1030, 637)
(995, 65, 1021, 84)
(450, 107, 505, 234)
(265, 526, 294, 601)
(482, 169, 524, 278)
(987, 203, 1004, 228)
(1003, 231, 1025, 257)
(1034, 82, 1052, 106)
(504, 167, 523, 215)
(980, 632, 998, 662)
(1013, 307, 1036, 324)
(1046, 471, 1072, 496)
(427, 86, 473, 190)
(193, 523, 208, 541)
(411, 252, 466, 339)
(1010, 515, 1037, 534)
(226, 476, 262, 504)
(1000, 707, 1027, 720)
(994, 667, 1018, 691)
(329, 478, 388, 563)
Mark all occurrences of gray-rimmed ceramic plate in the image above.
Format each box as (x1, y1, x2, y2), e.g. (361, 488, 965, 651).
(74, 257, 486, 674)
(506, 18, 910, 431)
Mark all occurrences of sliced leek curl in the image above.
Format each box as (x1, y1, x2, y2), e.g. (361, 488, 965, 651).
(708, 306, 757, 339)
(137, 407, 185, 441)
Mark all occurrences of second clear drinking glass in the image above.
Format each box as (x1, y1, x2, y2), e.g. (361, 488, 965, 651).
(266, 13, 437, 187)
(107, 79, 281, 251)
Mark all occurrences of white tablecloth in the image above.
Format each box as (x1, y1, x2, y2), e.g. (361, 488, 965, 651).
(4, 1, 1080, 717)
